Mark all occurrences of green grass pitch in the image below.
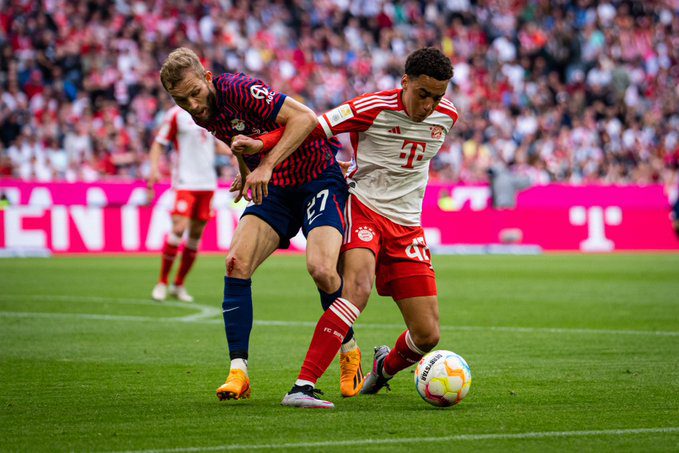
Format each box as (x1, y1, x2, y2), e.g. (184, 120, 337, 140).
(1, 254, 678, 451)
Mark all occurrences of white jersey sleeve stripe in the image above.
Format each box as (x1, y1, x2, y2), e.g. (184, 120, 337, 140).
(355, 98, 398, 110)
(356, 102, 399, 114)
(354, 93, 399, 107)
(439, 99, 458, 111)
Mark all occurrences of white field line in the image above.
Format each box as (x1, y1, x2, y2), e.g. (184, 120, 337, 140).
(1, 295, 678, 337)
(116, 427, 679, 452)
(0, 294, 220, 322)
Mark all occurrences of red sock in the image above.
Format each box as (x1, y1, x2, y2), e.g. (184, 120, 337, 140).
(159, 241, 179, 284)
(174, 246, 197, 286)
(383, 330, 425, 377)
(298, 298, 361, 384)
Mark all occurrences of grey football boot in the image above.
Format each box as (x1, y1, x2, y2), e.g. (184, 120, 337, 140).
(360, 345, 393, 394)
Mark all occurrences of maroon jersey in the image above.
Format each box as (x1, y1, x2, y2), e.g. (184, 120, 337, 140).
(195, 73, 337, 187)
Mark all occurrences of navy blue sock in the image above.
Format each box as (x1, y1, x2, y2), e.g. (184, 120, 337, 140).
(318, 277, 354, 344)
(222, 276, 253, 361)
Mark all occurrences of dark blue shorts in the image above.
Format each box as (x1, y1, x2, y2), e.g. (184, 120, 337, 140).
(242, 165, 348, 249)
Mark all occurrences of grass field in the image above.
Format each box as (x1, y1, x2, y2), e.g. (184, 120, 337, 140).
(1, 254, 678, 451)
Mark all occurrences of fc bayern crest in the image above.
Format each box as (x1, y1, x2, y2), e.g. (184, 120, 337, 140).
(430, 125, 444, 139)
(356, 226, 375, 242)
(231, 119, 245, 131)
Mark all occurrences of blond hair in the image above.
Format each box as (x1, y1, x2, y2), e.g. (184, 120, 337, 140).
(160, 47, 206, 91)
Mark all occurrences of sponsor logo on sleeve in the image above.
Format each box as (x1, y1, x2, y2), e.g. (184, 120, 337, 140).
(250, 85, 275, 104)
(327, 104, 354, 127)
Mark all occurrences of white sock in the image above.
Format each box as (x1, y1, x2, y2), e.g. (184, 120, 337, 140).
(340, 337, 358, 353)
(295, 379, 315, 388)
(230, 358, 248, 375)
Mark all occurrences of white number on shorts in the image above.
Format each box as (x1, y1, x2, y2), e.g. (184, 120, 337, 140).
(405, 236, 430, 261)
(307, 189, 330, 221)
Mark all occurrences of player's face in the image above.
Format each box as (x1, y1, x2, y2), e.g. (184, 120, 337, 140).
(167, 70, 217, 122)
(401, 74, 449, 122)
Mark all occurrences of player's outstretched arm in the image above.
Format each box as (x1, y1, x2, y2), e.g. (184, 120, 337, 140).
(146, 140, 164, 204)
(241, 97, 318, 204)
(232, 125, 327, 154)
(230, 154, 251, 203)
(231, 135, 264, 154)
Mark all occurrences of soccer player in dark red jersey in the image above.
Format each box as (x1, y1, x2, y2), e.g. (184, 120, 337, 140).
(158, 48, 364, 401)
(234, 48, 458, 408)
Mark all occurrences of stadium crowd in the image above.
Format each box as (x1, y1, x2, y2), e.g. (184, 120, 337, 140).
(0, 0, 677, 186)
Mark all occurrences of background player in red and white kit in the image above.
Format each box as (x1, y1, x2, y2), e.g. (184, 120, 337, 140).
(234, 48, 458, 408)
(148, 105, 231, 303)
(158, 48, 364, 402)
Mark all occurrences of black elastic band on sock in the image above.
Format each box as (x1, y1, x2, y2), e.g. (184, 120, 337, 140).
(229, 351, 249, 361)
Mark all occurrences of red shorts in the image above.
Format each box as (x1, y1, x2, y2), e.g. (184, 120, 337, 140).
(171, 190, 214, 222)
(342, 195, 437, 300)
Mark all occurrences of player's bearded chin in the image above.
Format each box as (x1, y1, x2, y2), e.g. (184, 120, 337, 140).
(206, 89, 217, 119)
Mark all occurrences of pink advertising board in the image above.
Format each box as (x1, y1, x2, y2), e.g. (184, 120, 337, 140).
(1, 180, 677, 253)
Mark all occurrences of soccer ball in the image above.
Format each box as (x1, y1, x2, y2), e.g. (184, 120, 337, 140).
(414, 350, 471, 407)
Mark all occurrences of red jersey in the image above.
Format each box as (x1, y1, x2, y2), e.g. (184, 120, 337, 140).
(195, 73, 337, 187)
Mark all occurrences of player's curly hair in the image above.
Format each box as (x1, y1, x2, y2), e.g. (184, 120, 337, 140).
(160, 47, 206, 91)
(405, 47, 454, 81)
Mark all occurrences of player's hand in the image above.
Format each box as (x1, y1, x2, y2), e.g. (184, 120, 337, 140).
(242, 166, 272, 205)
(229, 173, 251, 203)
(338, 160, 351, 176)
(231, 135, 264, 155)
(145, 172, 160, 205)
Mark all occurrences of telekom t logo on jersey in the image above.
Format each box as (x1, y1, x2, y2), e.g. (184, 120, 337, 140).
(400, 140, 427, 169)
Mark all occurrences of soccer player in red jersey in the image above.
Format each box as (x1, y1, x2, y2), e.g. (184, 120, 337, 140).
(158, 48, 364, 401)
(148, 105, 231, 303)
(233, 48, 459, 408)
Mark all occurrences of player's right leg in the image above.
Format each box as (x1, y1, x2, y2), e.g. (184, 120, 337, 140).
(282, 247, 375, 408)
(216, 215, 279, 401)
(171, 191, 213, 302)
(152, 213, 189, 301)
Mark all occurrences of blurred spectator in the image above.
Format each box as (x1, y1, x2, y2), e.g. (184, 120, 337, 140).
(0, 0, 676, 186)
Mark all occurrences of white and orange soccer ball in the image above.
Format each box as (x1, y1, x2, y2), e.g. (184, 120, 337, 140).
(414, 350, 471, 407)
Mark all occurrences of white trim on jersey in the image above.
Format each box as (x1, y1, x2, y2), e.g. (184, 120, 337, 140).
(438, 99, 459, 117)
(354, 93, 399, 108)
(356, 101, 399, 114)
(318, 115, 333, 138)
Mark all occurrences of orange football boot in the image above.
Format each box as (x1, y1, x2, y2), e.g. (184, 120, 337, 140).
(216, 369, 251, 400)
(339, 347, 365, 397)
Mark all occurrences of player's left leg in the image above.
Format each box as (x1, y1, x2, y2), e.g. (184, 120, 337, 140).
(170, 219, 207, 302)
(362, 291, 440, 395)
(306, 226, 364, 397)
(302, 172, 363, 397)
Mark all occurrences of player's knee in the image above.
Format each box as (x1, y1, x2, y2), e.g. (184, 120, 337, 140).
(172, 225, 186, 238)
(225, 252, 253, 279)
(306, 260, 339, 293)
(343, 276, 372, 308)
